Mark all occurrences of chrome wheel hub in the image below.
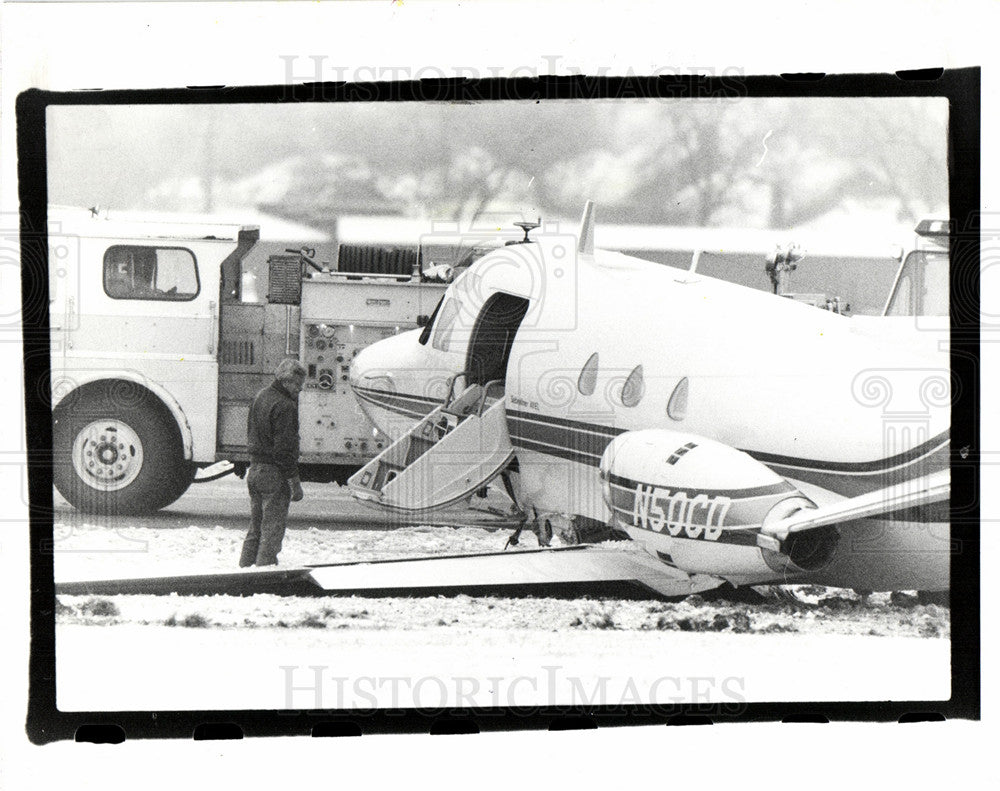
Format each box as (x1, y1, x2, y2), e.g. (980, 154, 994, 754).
(71, 420, 144, 491)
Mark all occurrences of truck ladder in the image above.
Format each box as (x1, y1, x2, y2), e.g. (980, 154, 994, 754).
(348, 379, 514, 513)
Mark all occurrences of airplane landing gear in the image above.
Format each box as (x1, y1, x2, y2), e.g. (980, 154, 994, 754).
(503, 508, 552, 550)
(502, 511, 629, 550)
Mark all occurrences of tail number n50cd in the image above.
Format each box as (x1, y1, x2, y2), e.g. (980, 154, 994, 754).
(632, 484, 732, 540)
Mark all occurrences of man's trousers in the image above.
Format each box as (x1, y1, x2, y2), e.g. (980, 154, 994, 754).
(240, 463, 291, 567)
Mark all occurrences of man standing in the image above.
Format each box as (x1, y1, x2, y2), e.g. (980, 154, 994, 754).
(240, 358, 307, 567)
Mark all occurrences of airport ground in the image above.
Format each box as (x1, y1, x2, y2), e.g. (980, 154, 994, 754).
(52, 475, 952, 711)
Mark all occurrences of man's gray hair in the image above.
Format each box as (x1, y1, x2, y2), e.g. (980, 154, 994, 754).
(275, 358, 307, 381)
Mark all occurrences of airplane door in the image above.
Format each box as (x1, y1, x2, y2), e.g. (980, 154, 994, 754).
(465, 292, 530, 387)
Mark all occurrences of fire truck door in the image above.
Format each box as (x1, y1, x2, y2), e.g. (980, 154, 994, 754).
(78, 241, 221, 360)
(61, 239, 227, 463)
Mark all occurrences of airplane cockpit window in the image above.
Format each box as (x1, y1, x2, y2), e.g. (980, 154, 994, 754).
(885, 250, 949, 317)
(578, 352, 599, 396)
(432, 297, 461, 352)
(621, 364, 645, 408)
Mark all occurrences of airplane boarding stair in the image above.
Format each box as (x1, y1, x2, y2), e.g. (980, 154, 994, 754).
(348, 378, 514, 512)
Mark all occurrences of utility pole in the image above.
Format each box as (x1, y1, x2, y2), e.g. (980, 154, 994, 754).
(203, 107, 216, 213)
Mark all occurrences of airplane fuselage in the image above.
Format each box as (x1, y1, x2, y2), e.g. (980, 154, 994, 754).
(350, 235, 950, 592)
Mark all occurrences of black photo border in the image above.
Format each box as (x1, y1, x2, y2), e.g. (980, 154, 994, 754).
(19, 68, 981, 743)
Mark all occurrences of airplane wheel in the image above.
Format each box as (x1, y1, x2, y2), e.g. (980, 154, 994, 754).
(539, 518, 554, 546)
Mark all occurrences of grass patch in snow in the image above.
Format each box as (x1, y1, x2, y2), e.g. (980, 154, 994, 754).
(298, 614, 327, 629)
(569, 610, 617, 630)
(164, 612, 210, 628)
(79, 598, 119, 618)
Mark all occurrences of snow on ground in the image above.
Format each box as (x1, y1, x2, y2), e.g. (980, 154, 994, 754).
(53, 520, 511, 581)
(52, 505, 952, 710)
(57, 589, 949, 638)
(56, 624, 951, 711)
(53, 514, 950, 642)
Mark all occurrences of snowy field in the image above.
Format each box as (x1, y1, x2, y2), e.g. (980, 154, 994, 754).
(52, 477, 952, 711)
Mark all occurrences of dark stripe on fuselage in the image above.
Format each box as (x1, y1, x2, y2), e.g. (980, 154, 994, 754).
(765, 451, 950, 498)
(353, 386, 439, 420)
(510, 409, 949, 475)
(607, 499, 761, 545)
(506, 409, 624, 438)
(362, 395, 949, 498)
(606, 472, 796, 500)
(748, 431, 950, 474)
(606, 478, 791, 542)
(353, 386, 441, 408)
(354, 393, 427, 420)
(507, 413, 610, 462)
(507, 409, 948, 497)
(623, 517, 762, 546)
(512, 436, 600, 467)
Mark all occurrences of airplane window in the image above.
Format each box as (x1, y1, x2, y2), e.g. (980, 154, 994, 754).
(667, 377, 689, 420)
(578, 352, 599, 395)
(432, 297, 461, 352)
(622, 364, 645, 408)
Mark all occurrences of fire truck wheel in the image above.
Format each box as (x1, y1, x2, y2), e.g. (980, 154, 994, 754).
(53, 389, 193, 515)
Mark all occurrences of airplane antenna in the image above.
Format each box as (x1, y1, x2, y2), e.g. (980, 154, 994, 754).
(578, 200, 595, 255)
(513, 219, 540, 243)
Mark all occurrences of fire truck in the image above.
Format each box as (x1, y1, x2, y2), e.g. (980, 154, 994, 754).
(47, 206, 471, 514)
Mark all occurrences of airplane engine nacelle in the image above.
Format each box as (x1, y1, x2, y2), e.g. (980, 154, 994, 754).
(598, 429, 838, 579)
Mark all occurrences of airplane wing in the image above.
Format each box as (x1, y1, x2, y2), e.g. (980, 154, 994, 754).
(306, 545, 724, 598)
(57, 474, 949, 600)
(56, 545, 725, 600)
(756, 469, 950, 552)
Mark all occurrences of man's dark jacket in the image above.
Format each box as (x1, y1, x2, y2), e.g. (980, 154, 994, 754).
(247, 380, 300, 478)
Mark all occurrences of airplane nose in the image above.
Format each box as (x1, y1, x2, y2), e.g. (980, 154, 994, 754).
(349, 345, 395, 394)
(348, 347, 372, 392)
(347, 351, 364, 390)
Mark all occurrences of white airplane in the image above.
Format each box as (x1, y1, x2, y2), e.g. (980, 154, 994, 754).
(342, 203, 951, 599)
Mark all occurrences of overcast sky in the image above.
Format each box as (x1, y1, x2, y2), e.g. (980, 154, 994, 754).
(46, 96, 948, 231)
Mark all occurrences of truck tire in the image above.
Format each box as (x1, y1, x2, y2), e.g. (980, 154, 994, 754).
(53, 388, 194, 515)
